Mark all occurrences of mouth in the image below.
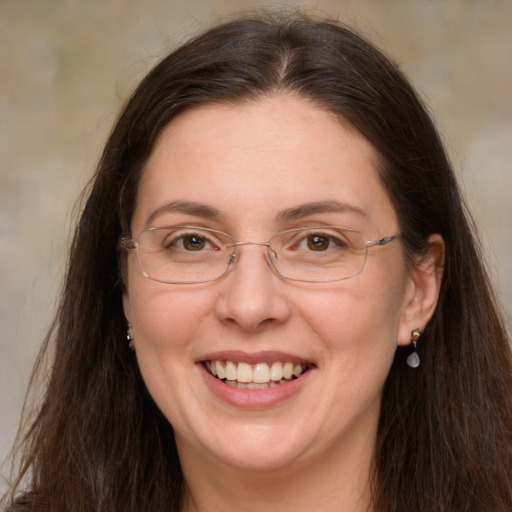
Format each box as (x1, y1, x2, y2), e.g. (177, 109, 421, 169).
(203, 360, 312, 389)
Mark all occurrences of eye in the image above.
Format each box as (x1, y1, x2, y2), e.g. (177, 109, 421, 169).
(163, 231, 218, 252)
(297, 232, 348, 252)
(179, 234, 208, 251)
(306, 234, 331, 251)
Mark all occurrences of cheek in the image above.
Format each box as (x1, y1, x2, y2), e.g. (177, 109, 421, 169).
(123, 262, 216, 375)
(295, 272, 406, 363)
(129, 286, 210, 349)
(125, 285, 215, 421)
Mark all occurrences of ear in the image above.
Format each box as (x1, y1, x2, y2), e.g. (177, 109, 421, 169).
(122, 289, 131, 324)
(397, 234, 445, 346)
(119, 243, 131, 322)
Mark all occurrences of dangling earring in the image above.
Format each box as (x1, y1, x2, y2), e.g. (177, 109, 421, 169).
(406, 328, 421, 368)
(127, 323, 135, 351)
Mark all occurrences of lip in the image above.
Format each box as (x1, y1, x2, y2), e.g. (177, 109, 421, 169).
(198, 350, 311, 365)
(197, 350, 315, 409)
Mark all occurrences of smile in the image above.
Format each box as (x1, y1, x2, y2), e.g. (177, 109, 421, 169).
(204, 360, 310, 389)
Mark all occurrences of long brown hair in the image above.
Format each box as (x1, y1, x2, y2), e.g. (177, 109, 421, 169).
(4, 11, 512, 512)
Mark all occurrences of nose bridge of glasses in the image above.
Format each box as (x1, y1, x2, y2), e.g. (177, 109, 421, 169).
(227, 241, 276, 267)
(232, 241, 271, 248)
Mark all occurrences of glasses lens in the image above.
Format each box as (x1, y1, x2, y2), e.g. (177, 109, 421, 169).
(269, 227, 367, 282)
(136, 227, 234, 283)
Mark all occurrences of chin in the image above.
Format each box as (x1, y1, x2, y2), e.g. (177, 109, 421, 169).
(178, 420, 315, 473)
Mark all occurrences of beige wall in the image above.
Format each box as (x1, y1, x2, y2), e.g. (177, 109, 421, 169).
(1, 0, 511, 482)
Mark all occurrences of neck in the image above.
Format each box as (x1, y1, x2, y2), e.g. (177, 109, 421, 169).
(178, 429, 375, 512)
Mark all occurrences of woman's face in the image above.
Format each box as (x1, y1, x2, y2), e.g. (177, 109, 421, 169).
(123, 95, 428, 473)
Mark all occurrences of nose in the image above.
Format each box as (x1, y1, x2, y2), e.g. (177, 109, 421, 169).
(214, 243, 291, 332)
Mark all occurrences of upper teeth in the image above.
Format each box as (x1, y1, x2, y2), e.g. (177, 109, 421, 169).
(206, 360, 307, 384)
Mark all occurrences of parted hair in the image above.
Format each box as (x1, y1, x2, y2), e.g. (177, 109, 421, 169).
(3, 11, 512, 512)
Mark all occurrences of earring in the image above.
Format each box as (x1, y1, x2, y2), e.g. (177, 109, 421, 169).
(406, 328, 421, 368)
(127, 323, 135, 351)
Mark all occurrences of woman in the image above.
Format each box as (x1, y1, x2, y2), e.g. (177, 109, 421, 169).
(3, 12, 512, 512)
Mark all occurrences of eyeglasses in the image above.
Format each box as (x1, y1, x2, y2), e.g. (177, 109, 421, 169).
(121, 225, 399, 284)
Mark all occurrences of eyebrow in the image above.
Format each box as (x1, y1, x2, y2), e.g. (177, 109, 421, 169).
(145, 200, 224, 227)
(276, 200, 368, 223)
(145, 199, 367, 228)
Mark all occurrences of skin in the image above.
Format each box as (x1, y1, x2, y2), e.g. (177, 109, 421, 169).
(123, 94, 444, 512)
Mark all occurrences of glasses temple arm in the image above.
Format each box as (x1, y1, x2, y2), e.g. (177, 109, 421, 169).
(367, 234, 400, 248)
(120, 236, 137, 250)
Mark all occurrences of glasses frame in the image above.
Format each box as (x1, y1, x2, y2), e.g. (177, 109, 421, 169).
(121, 225, 399, 284)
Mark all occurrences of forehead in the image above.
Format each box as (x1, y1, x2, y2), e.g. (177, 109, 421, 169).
(132, 94, 397, 235)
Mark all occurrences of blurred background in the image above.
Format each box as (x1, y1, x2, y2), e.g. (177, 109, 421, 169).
(1, 0, 511, 486)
